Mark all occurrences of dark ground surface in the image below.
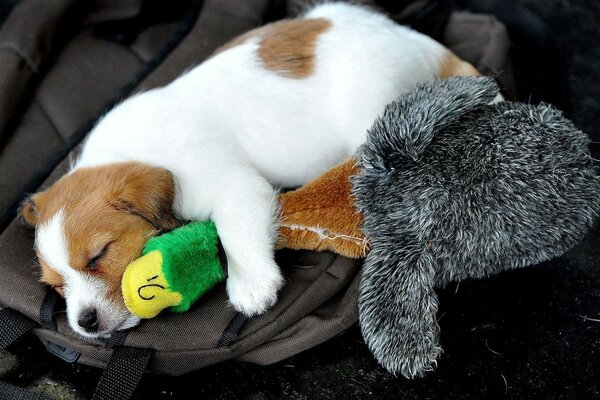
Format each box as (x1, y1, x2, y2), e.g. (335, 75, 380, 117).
(2, 0, 600, 399)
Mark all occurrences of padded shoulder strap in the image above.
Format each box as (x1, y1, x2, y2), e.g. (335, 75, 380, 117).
(0, 381, 53, 400)
(92, 346, 153, 400)
(0, 308, 34, 349)
(0, 308, 52, 400)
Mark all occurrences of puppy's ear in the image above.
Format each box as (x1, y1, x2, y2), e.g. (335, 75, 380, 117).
(19, 193, 45, 226)
(113, 165, 181, 232)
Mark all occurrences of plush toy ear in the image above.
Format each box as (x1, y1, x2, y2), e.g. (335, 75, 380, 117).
(363, 76, 499, 164)
(358, 236, 441, 378)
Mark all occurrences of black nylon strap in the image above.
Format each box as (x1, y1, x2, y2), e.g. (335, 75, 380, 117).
(0, 309, 50, 400)
(217, 312, 249, 347)
(0, 309, 35, 349)
(92, 347, 152, 400)
(39, 290, 62, 331)
(106, 329, 128, 348)
(0, 381, 53, 400)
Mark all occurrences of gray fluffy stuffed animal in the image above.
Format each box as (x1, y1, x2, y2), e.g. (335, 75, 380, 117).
(352, 77, 600, 378)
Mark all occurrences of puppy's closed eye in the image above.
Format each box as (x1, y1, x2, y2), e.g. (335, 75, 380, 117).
(87, 243, 110, 270)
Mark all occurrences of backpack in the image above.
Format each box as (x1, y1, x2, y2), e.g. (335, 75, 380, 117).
(0, 0, 566, 398)
(0, 1, 363, 398)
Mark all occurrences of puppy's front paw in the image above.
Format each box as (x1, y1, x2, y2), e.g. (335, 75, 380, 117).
(226, 265, 284, 316)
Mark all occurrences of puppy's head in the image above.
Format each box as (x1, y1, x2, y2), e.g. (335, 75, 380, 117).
(20, 162, 180, 338)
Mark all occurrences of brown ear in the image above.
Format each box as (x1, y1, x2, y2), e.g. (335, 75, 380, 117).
(18, 193, 44, 226)
(112, 164, 181, 232)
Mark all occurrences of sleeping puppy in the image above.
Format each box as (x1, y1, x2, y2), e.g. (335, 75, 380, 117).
(19, 3, 480, 338)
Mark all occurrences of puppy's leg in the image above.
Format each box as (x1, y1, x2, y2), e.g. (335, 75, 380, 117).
(211, 168, 284, 316)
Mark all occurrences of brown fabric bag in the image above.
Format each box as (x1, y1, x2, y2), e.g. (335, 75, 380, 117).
(0, 1, 514, 398)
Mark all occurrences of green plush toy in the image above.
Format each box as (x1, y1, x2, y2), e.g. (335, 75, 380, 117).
(122, 221, 226, 319)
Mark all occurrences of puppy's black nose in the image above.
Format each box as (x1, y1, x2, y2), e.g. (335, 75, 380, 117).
(78, 309, 99, 333)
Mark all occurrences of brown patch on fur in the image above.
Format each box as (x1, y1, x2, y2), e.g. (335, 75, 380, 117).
(23, 162, 179, 305)
(259, 18, 331, 78)
(212, 18, 331, 79)
(276, 159, 368, 258)
(439, 51, 481, 79)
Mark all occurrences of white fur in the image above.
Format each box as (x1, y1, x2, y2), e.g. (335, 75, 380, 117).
(51, 4, 453, 326)
(36, 210, 140, 337)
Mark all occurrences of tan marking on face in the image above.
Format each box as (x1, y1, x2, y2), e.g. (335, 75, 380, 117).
(39, 261, 64, 295)
(24, 162, 179, 307)
(439, 51, 481, 79)
(212, 18, 332, 79)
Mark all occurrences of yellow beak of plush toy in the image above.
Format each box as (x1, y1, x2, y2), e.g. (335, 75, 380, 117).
(122, 250, 184, 319)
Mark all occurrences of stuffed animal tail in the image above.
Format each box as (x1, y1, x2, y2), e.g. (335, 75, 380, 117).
(360, 76, 499, 166)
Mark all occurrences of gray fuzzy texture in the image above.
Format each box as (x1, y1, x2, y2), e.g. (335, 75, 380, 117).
(352, 77, 600, 378)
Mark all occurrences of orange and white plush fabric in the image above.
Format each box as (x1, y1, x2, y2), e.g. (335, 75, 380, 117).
(20, 3, 480, 339)
(277, 159, 368, 259)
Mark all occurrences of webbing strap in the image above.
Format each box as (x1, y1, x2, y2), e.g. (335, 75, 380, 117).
(217, 312, 249, 347)
(39, 290, 62, 331)
(0, 309, 35, 350)
(106, 329, 128, 348)
(92, 346, 153, 400)
(0, 381, 53, 400)
(0, 309, 49, 400)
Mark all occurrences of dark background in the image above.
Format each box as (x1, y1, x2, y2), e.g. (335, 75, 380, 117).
(2, 0, 600, 398)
